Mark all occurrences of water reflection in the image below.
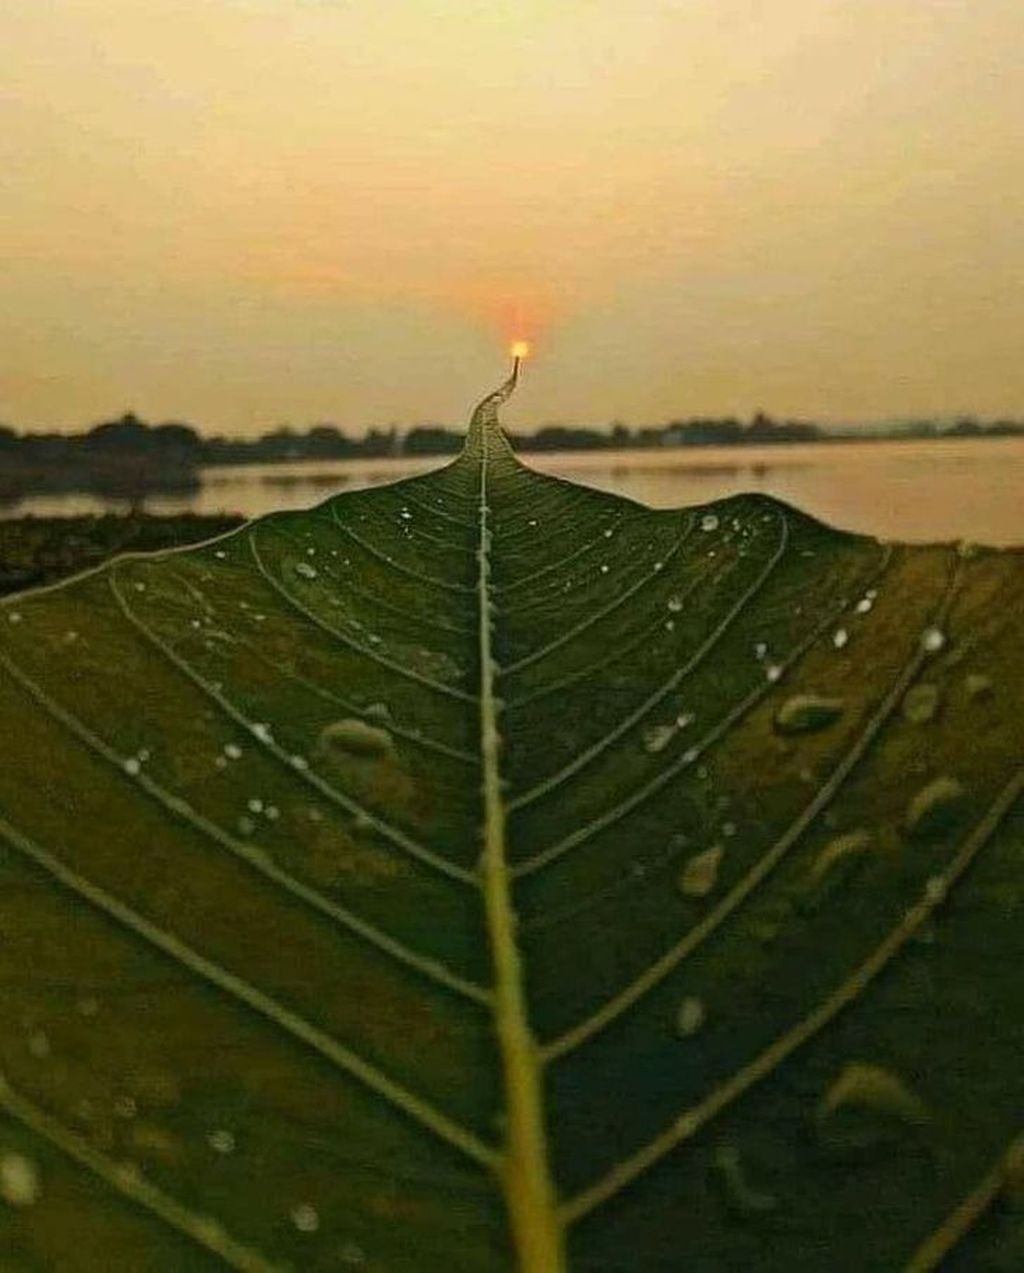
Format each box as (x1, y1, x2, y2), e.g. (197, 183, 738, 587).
(1, 440, 1022, 546)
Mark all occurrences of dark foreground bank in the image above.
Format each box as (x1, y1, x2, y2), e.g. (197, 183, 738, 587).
(0, 514, 245, 597)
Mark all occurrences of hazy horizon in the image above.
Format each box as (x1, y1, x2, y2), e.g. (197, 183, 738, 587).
(4, 1, 1023, 435)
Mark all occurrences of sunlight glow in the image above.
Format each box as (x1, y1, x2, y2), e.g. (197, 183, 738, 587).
(511, 340, 531, 360)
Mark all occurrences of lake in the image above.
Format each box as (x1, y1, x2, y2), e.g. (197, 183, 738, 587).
(3, 437, 1023, 546)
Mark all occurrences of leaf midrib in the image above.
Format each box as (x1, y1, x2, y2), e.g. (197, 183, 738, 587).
(471, 377, 567, 1272)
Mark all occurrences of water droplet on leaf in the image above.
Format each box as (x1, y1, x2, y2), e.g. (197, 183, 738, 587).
(0, 1152, 40, 1207)
(678, 844, 724, 898)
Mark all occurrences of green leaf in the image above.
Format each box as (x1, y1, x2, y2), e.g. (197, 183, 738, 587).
(1, 369, 1022, 1271)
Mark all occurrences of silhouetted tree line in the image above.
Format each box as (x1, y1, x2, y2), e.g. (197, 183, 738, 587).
(2, 409, 1022, 501)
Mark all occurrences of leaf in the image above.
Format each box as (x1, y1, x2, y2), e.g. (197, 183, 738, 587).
(0, 369, 1022, 1271)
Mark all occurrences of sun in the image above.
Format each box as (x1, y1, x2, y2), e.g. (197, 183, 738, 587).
(510, 340, 531, 359)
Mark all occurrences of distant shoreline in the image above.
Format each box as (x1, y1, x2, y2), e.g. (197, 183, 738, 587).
(3, 413, 1023, 504)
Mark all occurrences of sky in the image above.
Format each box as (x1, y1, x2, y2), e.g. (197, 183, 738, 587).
(2, 0, 1023, 434)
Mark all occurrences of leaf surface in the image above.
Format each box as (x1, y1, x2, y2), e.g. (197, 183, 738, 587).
(1, 372, 1023, 1271)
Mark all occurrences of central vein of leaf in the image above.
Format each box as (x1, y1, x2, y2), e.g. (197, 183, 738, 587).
(473, 391, 566, 1272)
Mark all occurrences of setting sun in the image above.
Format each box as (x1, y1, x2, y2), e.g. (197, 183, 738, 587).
(510, 340, 531, 360)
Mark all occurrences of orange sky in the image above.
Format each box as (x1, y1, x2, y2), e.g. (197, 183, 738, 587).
(3, 0, 1023, 433)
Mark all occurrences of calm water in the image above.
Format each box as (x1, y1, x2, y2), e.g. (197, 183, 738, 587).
(4, 438, 1023, 546)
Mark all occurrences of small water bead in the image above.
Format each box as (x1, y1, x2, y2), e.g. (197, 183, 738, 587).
(921, 627, 946, 653)
(678, 844, 724, 898)
(675, 997, 706, 1037)
(0, 1152, 41, 1208)
(754, 642, 768, 660)
(833, 628, 849, 650)
(924, 875, 947, 905)
(676, 711, 695, 729)
(251, 723, 272, 743)
(237, 816, 255, 837)
(667, 596, 684, 613)
(207, 1129, 236, 1155)
(306, 546, 316, 556)
(190, 619, 202, 630)
(115, 1163, 143, 1188)
(214, 551, 227, 560)
(8, 611, 22, 624)
(603, 528, 614, 538)
(901, 683, 941, 724)
(713, 1145, 777, 1216)
(134, 582, 146, 593)
(965, 672, 993, 699)
(905, 775, 965, 839)
(653, 561, 664, 572)
(816, 1062, 929, 1147)
(295, 562, 318, 580)
(114, 1095, 138, 1120)
(700, 514, 719, 532)
(123, 757, 141, 776)
(643, 724, 676, 754)
(290, 755, 309, 771)
(27, 1030, 51, 1060)
(765, 664, 782, 683)
(854, 597, 873, 614)
(682, 746, 699, 765)
(291, 1203, 320, 1233)
(600, 564, 609, 574)
(224, 743, 243, 760)
(247, 798, 264, 814)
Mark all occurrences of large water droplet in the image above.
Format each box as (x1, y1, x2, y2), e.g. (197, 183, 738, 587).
(321, 718, 394, 757)
(775, 695, 845, 735)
